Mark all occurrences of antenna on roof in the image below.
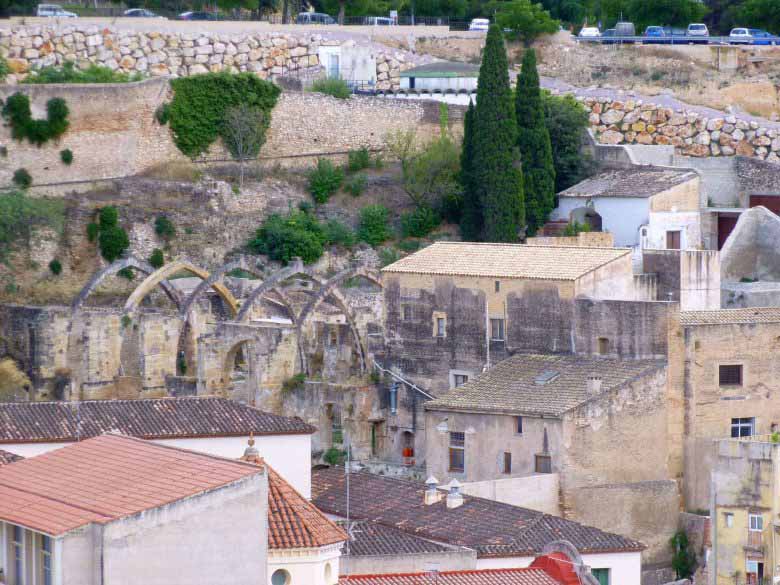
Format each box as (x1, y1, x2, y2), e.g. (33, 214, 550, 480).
(74, 401, 81, 442)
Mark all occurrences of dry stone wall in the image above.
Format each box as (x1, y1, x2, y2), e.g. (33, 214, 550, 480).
(0, 24, 406, 89)
(0, 78, 455, 189)
(584, 96, 780, 162)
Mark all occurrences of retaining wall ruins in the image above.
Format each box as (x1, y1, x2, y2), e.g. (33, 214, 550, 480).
(583, 96, 780, 162)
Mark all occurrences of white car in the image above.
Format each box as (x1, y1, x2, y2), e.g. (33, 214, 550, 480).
(579, 27, 601, 38)
(686, 23, 709, 43)
(36, 3, 77, 17)
(729, 28, 752, 44)
(469, 18, 489, 32)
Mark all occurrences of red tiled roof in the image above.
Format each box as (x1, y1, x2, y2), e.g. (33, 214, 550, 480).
(0, 433, 263, 536)
(338, 568, 562, 585)
(0, 449, 23, 466)
(268, 465, 347, 550)
(0, 397, 315, 443)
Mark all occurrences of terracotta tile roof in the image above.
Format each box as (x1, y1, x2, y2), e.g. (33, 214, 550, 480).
(268, 465, 347, 549)
(312, 467, 644, 557)
(340, 521, 460, 556)
(0, 433, 263, 535)
(381, 242, 630, 281)
(680, 307, 780, 326)
(0, 449, 23, 466)
(0, 396, 315, 444)
(425, 353, 666, 417)
(558, 166, 698, 199)
(338, 568, 561, 585)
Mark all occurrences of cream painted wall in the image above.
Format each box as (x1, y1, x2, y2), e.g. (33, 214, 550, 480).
(2, 433, 312, 498)
(475, 551, 641, 585)
(268, 543, 341, 585)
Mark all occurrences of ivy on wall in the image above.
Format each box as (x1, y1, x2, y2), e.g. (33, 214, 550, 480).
(1, 92, 70, 146)
(166, 72, 281, 159)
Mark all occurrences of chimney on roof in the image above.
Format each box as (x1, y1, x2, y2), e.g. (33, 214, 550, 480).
(241, 433, 262, 465)
(446, 479, 463, 509)
(424, 476, 442, 505)
(586, 374, 603, 396)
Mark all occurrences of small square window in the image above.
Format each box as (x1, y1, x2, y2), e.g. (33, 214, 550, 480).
(719, 364, 743, 386)
(495, 280, 501, 293)
(535, 454, 552, 474)
(750, 514, 764, 531)
(490, 318, 505, 341)
(454, 374, 469, 387)
(516, 416, 523, 435)
(731, 417, 755, 438)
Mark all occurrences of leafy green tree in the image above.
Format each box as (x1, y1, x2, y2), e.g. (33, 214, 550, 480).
(740, 0, 780, 33)
(222, 104, 268, 189)
(516, 49, 555, 236)
(149, 249, 165, 269)
(627, 0, 707, 31)
(541, 0, 583, 23)
(670, 532, 696, 580)
(495, 0, 559, 46)
(357, 205, 391, 246)
(472, 24, 525, 242)
(248, 211, 327, 264)
(459, 100, 481, 240)
(542, 92, 593, 192)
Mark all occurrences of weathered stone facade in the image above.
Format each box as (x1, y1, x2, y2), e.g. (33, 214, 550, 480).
(0, 24, 407, 89)
(583, 96, 780, 162)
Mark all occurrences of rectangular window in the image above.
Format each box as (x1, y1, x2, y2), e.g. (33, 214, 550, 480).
(591, 568, 610, 585)
(750, 514, 764, 532)
(328, 328, 338, 346)
(332, 419, 343, 445)
(494, 280, 501, 293)
(535, 454, 552, 474)
(490, 318, 505, 341)
(725, 512, 734, 528)
(436, 317, 446, 337)
(746, 560, 759, 574)
(402, 305, 413, 321)
(666, 230, 681, 250)
(516, 416, 523, 435)
(731, 417, 755, 438)
(13, 524, 24, 585)
(719, 364, 743, 386)
(449, 432, 465, 472)
(597, 337, 609, 355)
(503, 452, 512, 474)
(40, 534, 53, 585)
(453, 374, 469, 387)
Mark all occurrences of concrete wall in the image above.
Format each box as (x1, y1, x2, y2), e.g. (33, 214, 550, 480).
(0, 79, 458, 189)
(341, 548, 477, 575)
(102, 473, 267, 585)
(268, 543, 341, 585)
(680, 250, 721, 310)
(460, 473, 560, 515)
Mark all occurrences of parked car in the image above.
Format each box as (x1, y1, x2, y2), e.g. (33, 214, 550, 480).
(686, 23, 709, 43)
(750, 29, 779, 45)
(729, 28, 753, 44)
(36, 4, 77, 17)
(468, 18, 489, 32)
(643, 25, 669, 43)
(295, 12, 336, 24)
(601, 29, 618, 44)
(178, 11, 219, 19)
(365, 16, 393, 25)
(614, 21, 635, 37)
(124, 8, 157, 17)
(578, 26, 601, 40)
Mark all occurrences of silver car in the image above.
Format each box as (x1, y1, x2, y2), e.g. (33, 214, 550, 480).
(37, 3, 78, 17)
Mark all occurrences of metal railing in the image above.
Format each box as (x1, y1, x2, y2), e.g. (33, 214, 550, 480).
(747, 530, 763, 549)
(576, 35, 780, 46)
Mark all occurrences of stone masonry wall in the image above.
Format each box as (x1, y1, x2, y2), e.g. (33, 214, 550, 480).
(584, 96, 780, 162)
(0, 24, 406, 89)
(0, 77, 454, 189)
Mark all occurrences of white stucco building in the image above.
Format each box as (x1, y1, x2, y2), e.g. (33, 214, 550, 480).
(551, 165, 703, 258)
(0, 396, 315, 497)
(0, 433, 268, 585)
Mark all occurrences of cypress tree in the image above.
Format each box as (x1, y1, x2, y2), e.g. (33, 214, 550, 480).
(515, 48, 555, 236)
(472, 24, 524, 242)
(459, 100, 481, 241)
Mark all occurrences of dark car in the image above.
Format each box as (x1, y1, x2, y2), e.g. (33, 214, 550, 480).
(750, 29, 779, 45)
(643, 26, 669, 44)
(178, 11, 219, 20)
(124, 8, 157, 16)
(601, 29, 618, 44)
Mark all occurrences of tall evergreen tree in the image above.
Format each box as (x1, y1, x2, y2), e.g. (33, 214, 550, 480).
(472, 24, 525, 242)
(515, 48, 556, 236)
(459, 100, 481, 241)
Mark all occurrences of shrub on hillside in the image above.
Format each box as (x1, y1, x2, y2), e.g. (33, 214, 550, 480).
(60, 148, 73, 165)
(154, 215, 176, 240)
(345, 173, 367, 197)
(347, 147, 371, 172)
(310, 77, 351, 99)
(308, 158, 344, 204)
(95, 206, 129, 262)
(0, 56, 9, 83)
(22, 62, 144, 84)
(12, 168, 32, 190)
(248, 211, 327, 265)
(149, 248, 164, 269)
(401, 206, 441, 238)
(358, 205, 391, 246)
(48, 259, 62, 275)
(0, 190, 65, 262)
(323, 219, 356, 248)
(1, 93, 70, 146)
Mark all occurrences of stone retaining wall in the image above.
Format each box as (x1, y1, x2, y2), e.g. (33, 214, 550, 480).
(0, 24, 406, 89)
(583, 96, 780, 162)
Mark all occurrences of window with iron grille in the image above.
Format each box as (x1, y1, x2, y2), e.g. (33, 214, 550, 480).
(719, 364, 743, 386)
(449, 431, 465, 472)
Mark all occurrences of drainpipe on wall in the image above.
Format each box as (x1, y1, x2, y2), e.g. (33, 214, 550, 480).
(484, 302, 490, 371)
(710, 473, 717, 585)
